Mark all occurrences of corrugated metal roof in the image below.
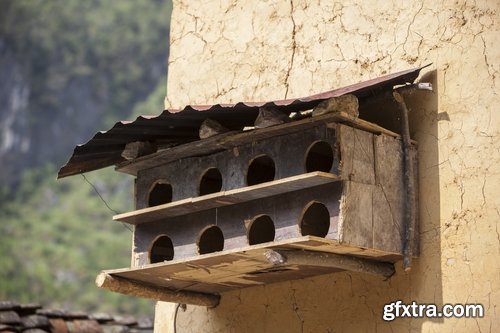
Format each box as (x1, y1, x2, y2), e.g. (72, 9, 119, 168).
(58, 66, 426, 178)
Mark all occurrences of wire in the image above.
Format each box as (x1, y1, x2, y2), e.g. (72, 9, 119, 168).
(81, 173, 133, 233)
(173, 303, 186, 333)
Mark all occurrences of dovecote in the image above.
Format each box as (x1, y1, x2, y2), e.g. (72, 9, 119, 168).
(59, 67, 424, 307)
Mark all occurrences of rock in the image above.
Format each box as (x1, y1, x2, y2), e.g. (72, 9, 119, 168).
(0, 311, 21, 325)
(89, 313, 113, 323)
(0, 302, 19, 311)
(312, 94, 359, 118)
(17, 304, 42, 316)
(65, 319, 102, 333)
(254, 106, 291, 128)
(121, 141, 157, 160)
(199, 118, 229, 139)
(21, 315, 50, 329)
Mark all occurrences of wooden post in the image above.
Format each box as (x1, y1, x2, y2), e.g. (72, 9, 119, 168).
(393, 90, 417, 272)
(96, 272, 220, 308)
(264, 249, 395, 278)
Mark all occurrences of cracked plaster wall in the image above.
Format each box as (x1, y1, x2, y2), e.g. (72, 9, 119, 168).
(157, 0, 499, 332)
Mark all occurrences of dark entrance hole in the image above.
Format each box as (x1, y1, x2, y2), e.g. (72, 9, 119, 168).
(148, 182, 172, 207)
(149, 235, 174, 263)
(247, 215, 275, 245)
(299, 201, 330, 237)
(246, 155, 276, 186)
(199, 167, 223, 196)
(197, 225, 224, 255)
(305, 141, 334, 173)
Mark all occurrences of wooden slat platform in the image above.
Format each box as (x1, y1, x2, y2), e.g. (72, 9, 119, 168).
(99, 236, 397, 298)
(114, 172, 340, 225)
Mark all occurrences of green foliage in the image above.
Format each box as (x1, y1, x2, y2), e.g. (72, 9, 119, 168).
(131, 76, 168, 118)
(0, 0, 173, 315)
(0, 164, 154, 315)
(0, 0, 172, 125)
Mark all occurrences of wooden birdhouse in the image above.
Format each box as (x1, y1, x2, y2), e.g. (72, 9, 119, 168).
(59, 67, 423, 307)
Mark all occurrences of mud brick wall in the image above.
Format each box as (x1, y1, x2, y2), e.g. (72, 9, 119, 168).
(155, 1, 500, 332)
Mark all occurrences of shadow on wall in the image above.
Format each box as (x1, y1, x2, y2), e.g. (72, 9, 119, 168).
(173, 70, 442, 332)
(405, 69, 444, 326)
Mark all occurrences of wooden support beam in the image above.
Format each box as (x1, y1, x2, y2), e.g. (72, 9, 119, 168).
(393, 90, 417, 272)
(254, 106, 291, 128)
(312, 94, 359, 118)
(264, 249, 395, 278)
(96, 272, 220, 308)
(199, 118, 229, 139)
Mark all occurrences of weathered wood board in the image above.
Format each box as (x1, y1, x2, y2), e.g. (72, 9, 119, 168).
(339, 133, 418, 255)
(102, 236, 396, 297)
(115, 172, 339, 225)
(338, 124, 375, 184)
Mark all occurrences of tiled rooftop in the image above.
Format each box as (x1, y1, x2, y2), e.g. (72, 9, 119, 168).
(0, 301, 153, 333)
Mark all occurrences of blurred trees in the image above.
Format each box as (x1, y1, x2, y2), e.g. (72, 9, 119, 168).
(0, 0, 170, 120)
(0, 0, 172, 315)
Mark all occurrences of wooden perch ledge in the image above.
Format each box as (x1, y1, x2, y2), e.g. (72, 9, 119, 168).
(96, 272, 220, 308)
(265, 249, 395, 278)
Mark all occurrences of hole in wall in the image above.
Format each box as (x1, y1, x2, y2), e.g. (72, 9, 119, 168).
(199, 167, 223, 196)
(246, 155, 276, 186)
(148, 181, 173, 207)
(299, 201, 330, 237)
(247, 215, 275, 245)
(197, 225, 224, 255)
(149, 235, 174, 263)
(305, 141, 334, 172)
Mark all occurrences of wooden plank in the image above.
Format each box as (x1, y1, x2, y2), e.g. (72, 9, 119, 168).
(338, 181, 374, 249)
(114, 172, 340, 225)
(116, 112, 403, 176)
(338, 124, 375, 184)
(373, 134, 404, 254)
(372, 133, 418, 256)
(100, 236, 398, 305)
(339, 134, 417, 256)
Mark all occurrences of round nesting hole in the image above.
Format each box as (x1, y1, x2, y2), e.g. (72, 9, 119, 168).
(299, 201, 330, 237)
(148, 181, 172, 207)
(197, 225, 224, 255)
(199, 167, 223, 196)
(305, 141, 334, 172)
(246, 155, 276, 186)
(149, 235, 174, 263)
(247, 215, 275, 245)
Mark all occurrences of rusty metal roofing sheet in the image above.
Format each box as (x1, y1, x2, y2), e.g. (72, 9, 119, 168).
(58, 66, 426, 178)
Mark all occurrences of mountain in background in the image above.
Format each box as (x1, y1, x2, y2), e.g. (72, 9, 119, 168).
(0, 0, 172, 316)
(0, 0, 171, 188)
